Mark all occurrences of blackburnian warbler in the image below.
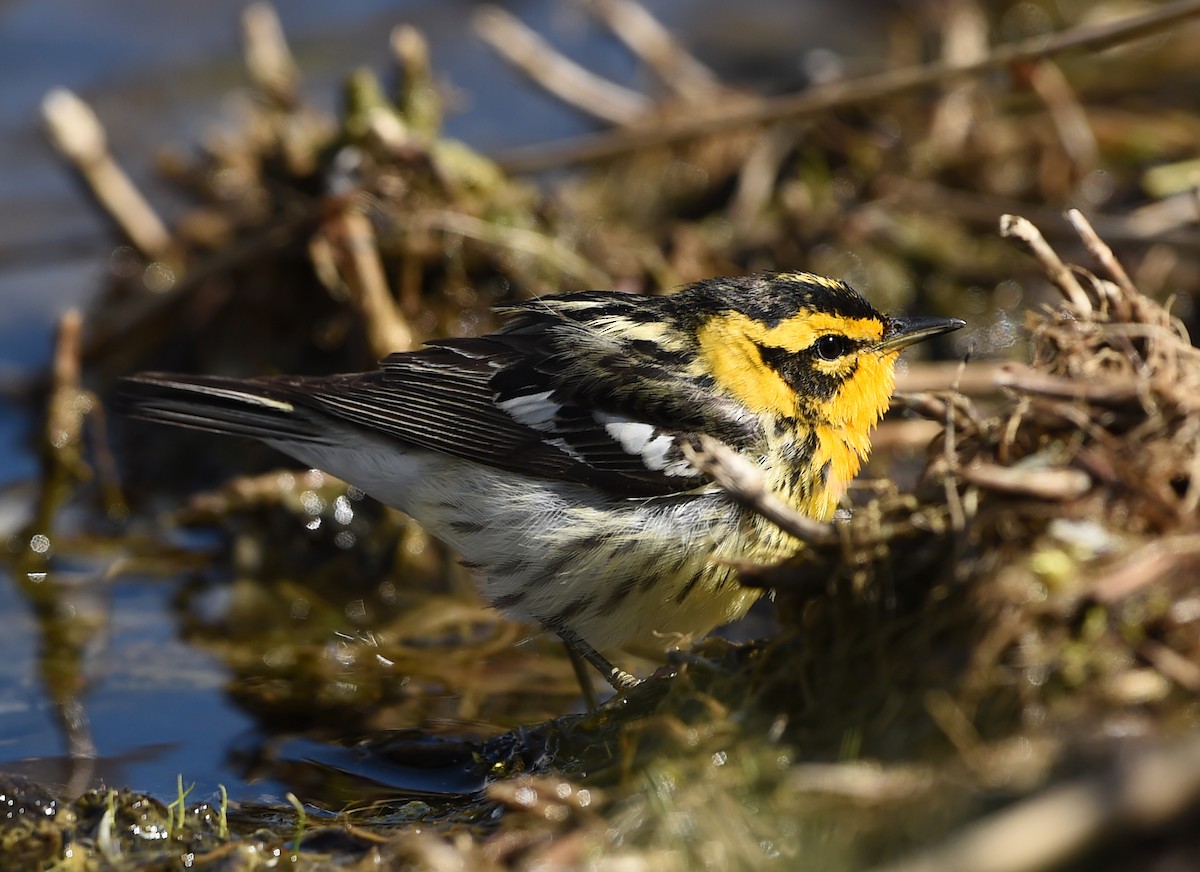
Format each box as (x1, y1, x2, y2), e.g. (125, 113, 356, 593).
(119, 272, 962, 690)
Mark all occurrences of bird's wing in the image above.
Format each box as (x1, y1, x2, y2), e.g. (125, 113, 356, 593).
(317, 337, 714, 496)
(412, 295, 766, 494)
(121, 294, 766, 498)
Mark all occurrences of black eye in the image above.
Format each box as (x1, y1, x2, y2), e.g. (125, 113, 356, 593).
(815, 335, 849, 360)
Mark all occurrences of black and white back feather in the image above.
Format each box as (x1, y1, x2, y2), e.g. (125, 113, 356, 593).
(119, 292, 763, 498)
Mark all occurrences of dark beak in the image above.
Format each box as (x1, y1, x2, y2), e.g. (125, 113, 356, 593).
(877, 316, 965, 353)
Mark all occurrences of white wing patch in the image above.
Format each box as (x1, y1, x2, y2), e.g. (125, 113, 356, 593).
(595, 412, 694, 478)
(497, 390, 561, 431)
(496, 394, 698, 483)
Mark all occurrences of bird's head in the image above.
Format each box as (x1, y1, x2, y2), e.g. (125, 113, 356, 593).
(684, 272, 964, 437)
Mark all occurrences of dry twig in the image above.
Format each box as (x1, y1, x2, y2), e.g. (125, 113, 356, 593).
(998, 214, 1091, 312)
(499, 0, 1200, 171)
(926, 0, 988, 161)
(473, 6, 651, 126)
(992, 363, 1139, 405)
(1066, 208, 1139, 310)
(584, 0, 725, 102)
(681, 435, 838, 546)
(1138, 640, 1200, 693)
(895, 361, 1004, 396)
(241, 2, 300, 108)
(959, 461, 1091, 501)
(316, 205, 416, 358)
(41, 89, 171, 259)
(884, 179, 1200, 247)
(420, 210, 611, 287)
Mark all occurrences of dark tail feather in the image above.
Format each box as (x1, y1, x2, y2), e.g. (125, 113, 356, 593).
(116, 373, 330, 443)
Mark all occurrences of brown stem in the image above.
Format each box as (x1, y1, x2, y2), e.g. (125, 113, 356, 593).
(498, 0, 1200, 171)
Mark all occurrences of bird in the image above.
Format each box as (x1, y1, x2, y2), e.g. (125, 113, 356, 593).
(118, 272, 963, 692)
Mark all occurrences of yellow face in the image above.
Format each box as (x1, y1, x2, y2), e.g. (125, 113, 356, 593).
(694, 307, 898, 437)
(669, 272, 961, 521)
(693, 304, 908, 521)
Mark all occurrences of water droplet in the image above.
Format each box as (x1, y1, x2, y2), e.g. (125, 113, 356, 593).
(109, 245, 141, 279)
(986, 316, 1020, 350)
(143, 262, 176, 293)
(300, 490, 325, 516)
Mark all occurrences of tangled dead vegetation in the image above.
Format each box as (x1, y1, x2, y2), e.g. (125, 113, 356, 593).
(651, 212, 1200, 871)
(740, 207, 1200, 701)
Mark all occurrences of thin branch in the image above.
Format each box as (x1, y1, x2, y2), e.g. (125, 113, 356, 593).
(584, 0, 725, 102)
(41, 89, 171, 259)
(895, 361, 1005, 395)
(322, 205, 416, 357)
(420, 210, 611, 287)
(999, 214, 1093, 313)
(241, 2, 299, 108)
(1122, 190, 1200, 238)
(1067, 208, 1140, 304)
(926, 0, 989, 160)
(473, 5, 652, 126)
(882, 178, 1200, 247)
(941, 387, 967, 532)
(1139, 640, 1200, 693)
(992, 363, 1140, 404)
(681, 435, 838, 546)
(959, 461, 1091, 501)
(498, 0, 1200, 171)
(870, 419, 945, 453)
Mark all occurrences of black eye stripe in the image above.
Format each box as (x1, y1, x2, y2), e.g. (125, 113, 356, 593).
(755, 339, 862, 402)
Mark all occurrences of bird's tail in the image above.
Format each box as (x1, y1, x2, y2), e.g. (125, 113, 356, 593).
(117, 374, 331, 443)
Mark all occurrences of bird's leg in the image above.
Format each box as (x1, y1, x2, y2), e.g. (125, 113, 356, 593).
(552, 624, 641, 693)
(562, 642, 600, 711)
